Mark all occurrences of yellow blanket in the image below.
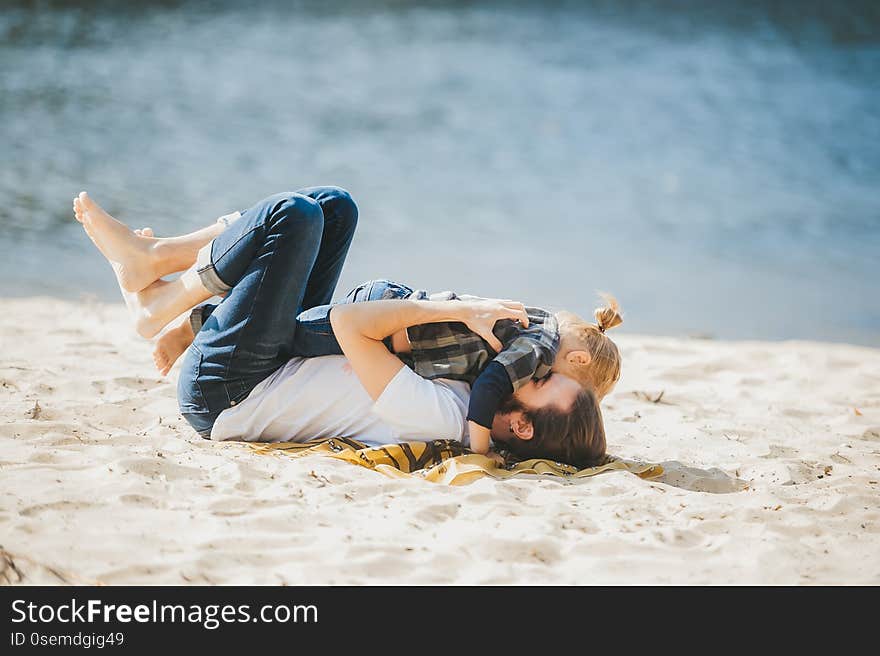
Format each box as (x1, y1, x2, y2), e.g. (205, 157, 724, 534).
(249, 438, 663, 486)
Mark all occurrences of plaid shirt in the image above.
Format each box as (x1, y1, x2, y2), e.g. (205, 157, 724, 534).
(399, 289, 560, 391)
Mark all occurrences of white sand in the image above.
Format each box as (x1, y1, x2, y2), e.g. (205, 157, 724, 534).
(1, 297, 878, 585)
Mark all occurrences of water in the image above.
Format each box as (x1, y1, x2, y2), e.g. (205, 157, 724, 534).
(2, 0, 878, 344)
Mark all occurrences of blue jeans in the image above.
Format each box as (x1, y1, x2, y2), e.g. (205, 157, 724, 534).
(177, 186, 359, 437)
(195, 278, 414, 358)
(291, 279, 414, 357)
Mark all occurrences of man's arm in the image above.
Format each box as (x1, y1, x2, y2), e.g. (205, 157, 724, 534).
(330, 298, 527, 401)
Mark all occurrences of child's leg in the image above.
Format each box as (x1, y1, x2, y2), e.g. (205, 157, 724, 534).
(292, 279, 414, 357)
(118, 267, 214, 339)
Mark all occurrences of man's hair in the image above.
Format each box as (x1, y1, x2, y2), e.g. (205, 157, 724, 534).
(501, 389, 606, 468)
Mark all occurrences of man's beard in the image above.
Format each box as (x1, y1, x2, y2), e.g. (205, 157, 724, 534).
(496, 393, 531, 456)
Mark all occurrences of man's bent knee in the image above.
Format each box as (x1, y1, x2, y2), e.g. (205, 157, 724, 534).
(269, 193, 325, 238)
(297, 186, 358, 233)
(325, 187, 358, 230)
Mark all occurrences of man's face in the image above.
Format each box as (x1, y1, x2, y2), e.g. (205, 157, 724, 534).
(490, 372, 581, 441)
(515, 372, 581, 413)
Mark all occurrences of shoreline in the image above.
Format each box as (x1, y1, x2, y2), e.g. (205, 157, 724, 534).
(1, 297, 879, 584)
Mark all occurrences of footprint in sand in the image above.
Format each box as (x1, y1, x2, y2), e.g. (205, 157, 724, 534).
(118, 494, 165, 508)
(459, 492, 497, 504)
(28, 382, 55, 395)
(99, 564, 174, 584)
(781, 407, 823, 419)
(110, 376, 164, 391)
(649, 526, 707, 549)
(557, 515, 600, 534)
(656, 462, 748, 493)
(115, 457, 205, 482)
(27, 451, 66, 465)
(48, 328, 83, 337)
(207, 497, 280, 517)
(416, 503, 460, 522)
(7, 422, 51, 440)
(19, 500, 89, 517)
(592, 480, 628, 497)
(477, 537, 563, 565)
(761, 444, 801, 459)
(335, 547, 422, 579)
(739, 459, 829, 487)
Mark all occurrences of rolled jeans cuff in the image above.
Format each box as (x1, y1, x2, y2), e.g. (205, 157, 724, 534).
(189, 305, 205, 334)
(196, 241, 231, 296)
(216, 210, 241, 229)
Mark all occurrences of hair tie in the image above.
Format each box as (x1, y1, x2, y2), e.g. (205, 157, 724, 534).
(597, 324, 606, 334)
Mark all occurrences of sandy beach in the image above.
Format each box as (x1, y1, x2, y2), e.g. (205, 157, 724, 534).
(1, 296, 878, 585)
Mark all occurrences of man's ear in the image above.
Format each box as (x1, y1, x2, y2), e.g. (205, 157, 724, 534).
(566, 350, 592, 367)
(511, 413, 534, 441)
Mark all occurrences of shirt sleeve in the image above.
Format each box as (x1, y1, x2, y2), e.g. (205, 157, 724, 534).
(372, 365, 469, 441)
(466, 361, 514, 429)
(492, 336, 546, 391)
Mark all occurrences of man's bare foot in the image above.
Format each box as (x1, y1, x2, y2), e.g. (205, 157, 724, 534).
(73, 192, 161, 293)
(153, 317, 195, 376)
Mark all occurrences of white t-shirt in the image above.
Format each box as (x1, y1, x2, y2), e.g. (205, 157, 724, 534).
(210, 355, 471, 447)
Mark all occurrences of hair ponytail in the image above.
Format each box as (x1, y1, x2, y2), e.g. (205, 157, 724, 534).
(594, 292, 623, 334)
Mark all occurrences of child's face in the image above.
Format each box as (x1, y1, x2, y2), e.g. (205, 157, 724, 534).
(552, 313, 619, 402)
(551, 355, 611, 401)
(550, 353, 580, 382)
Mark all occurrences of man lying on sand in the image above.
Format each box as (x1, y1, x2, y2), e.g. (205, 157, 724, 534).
(156, 272, 623, 465)
(73, 185, 607, 466)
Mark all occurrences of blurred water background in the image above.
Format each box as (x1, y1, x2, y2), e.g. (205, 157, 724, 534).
(1, 0, 878, 344)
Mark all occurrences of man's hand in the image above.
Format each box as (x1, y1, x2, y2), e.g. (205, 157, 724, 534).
(455, 299, 529, 352)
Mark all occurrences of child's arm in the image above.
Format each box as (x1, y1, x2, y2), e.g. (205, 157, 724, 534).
(331, 298, 527, 401)
(465, 362, 514, 455)
(467, 423, 493, 456)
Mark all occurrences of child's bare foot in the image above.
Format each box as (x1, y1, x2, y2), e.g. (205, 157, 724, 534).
(118, 261, 208, 339)
(73, 192, 161, 292)
(117, 278, 174, 339)
(112, 227, 176, 339)
(153, 317, 195, 376)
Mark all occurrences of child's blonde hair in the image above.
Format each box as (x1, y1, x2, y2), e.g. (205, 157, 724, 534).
(557, 293, 623, 397)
